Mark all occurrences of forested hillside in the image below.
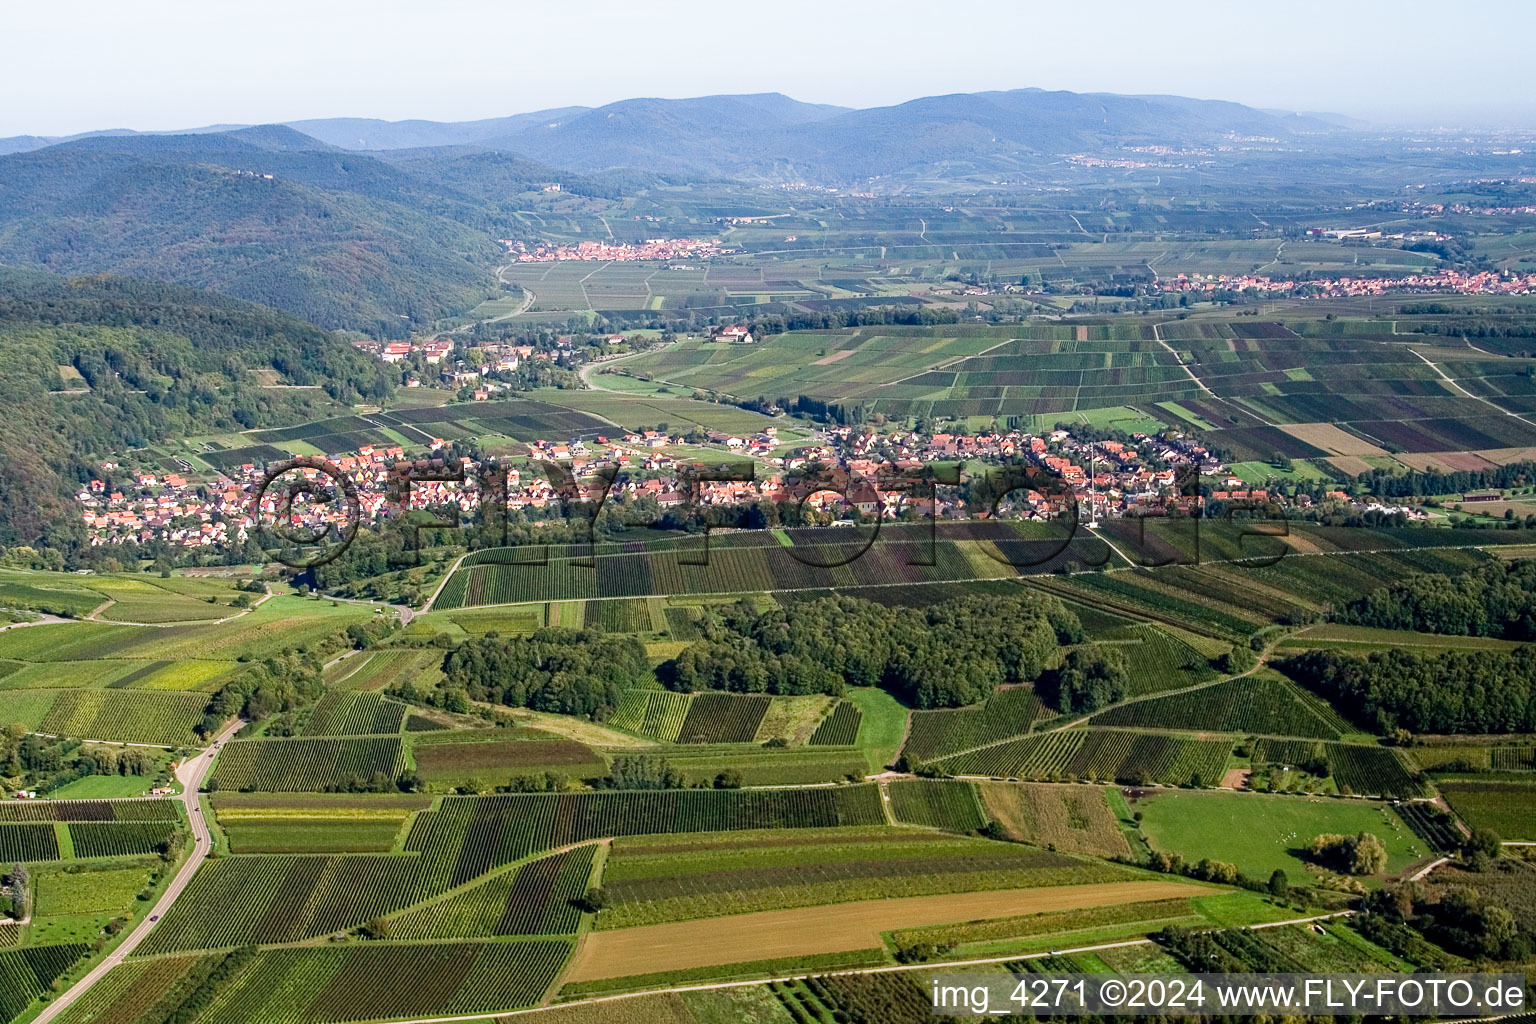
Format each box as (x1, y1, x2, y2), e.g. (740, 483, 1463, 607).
(0, 269, 394, 545)
(0, 130, 509, 333)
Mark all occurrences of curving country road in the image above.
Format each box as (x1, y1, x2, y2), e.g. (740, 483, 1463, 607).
(32, 717, 245, 1024)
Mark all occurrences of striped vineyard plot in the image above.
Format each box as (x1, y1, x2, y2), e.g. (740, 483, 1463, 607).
(1089, 672, 1348, 739)
(606, 690, 689, 741)
(0, 944, 89, 1022)
(0, 823, 60, 862)
(406, 787, 888, 888)
(0, 799, 178, 823)
(902, 686, 1047, 763)
(933, 729, 1230, 787)
(1253, 739, 1428, 799)
(190, 941, 570, 1024)
(139, 854, 426, 953)
(807, 700, 863, 745)
(209, 737, 403, 791)
(676, 693, 770, 743)
(301, 691, 408, 736)
(1397, 802, 1463, 854)
(932, 730, 1088, 779)
(68, 821, 179, 858)
(886, 780, 985, 832)
(390, 844, 598, 940)
(1328, 744, 1429, 798)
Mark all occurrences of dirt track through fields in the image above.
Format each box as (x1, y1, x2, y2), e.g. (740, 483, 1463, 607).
(565, 879, 1209, 981)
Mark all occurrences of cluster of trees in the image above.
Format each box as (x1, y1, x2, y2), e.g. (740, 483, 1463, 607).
(200, 651, 329, 737)
(0, 726, 165, 796)
(1361, 878, 1530, 963)
(662, 593, 1082, 709)
(595, 756, 740, 791)
(599, 756, 685, 790)
(1, 864, 28, 920)
(1354, 461, 1536, 502)
(440, 628, 650, 718)
(1338, 559, 1536, 640)
(1278, 647, 1536, 734)
(1042, 646, 1129, 713)
(1307, 832, 1389, 875)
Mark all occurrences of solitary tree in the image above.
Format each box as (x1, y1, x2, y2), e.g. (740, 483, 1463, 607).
(5, 864, 28, 918)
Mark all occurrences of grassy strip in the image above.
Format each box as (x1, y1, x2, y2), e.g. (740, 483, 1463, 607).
(890, 897, 1196, 950)
(557, 948, 888, 998)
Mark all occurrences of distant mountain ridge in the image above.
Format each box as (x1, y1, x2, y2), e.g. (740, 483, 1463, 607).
(0, 86, 1351, 334)
(1, 88, 1338, 179)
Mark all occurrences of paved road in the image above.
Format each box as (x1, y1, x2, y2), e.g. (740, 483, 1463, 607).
(0, 613, 71, 633)
(1408, 856, 1451, 882)
(33, 718, 244, 1024)
(320, 593, 418, 626)
(576, 341, 680, 394)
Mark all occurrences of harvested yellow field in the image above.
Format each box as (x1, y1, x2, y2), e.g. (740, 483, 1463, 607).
(811, 348, 856, 366)
(565, 880, 1208, 981)
(1277, 423, 1386, 456)
(1474, 446, 1536, 466)
(1280, 533, 1322, 554)
(1326, 456, 1373, 477)
(1392, 451, 1497, 472)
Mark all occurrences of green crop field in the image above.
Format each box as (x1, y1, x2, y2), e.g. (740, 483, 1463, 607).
(87, 575, 244, 624)
(34, 865, 154, 916)
(129, 941, 572, 1023)
(390, 844, 599, 939)
(1248, 740, 1429, 799)
(661, 747, 870, 787)
(0, 945, 90, 1022)
(807, 700, 862, 745)
(324, 648, 443, 692)
(301, 690, 409, 736)
(212, 793, 430, 854)
(0, 688, 209, 746)
(67, 821, 179, 858)
(432, 523, 1115, 609)
(0, 597, 373, 664)
(1439, 781, 1536, 839)
(142, 786, 887, 953)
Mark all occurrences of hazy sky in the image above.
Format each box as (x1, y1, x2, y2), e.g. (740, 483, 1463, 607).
(7, 0, 1534, 137)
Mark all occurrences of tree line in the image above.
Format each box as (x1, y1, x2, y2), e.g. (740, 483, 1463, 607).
(1278, 646, 1536, 734)
(1337, 558, 1536, 640)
